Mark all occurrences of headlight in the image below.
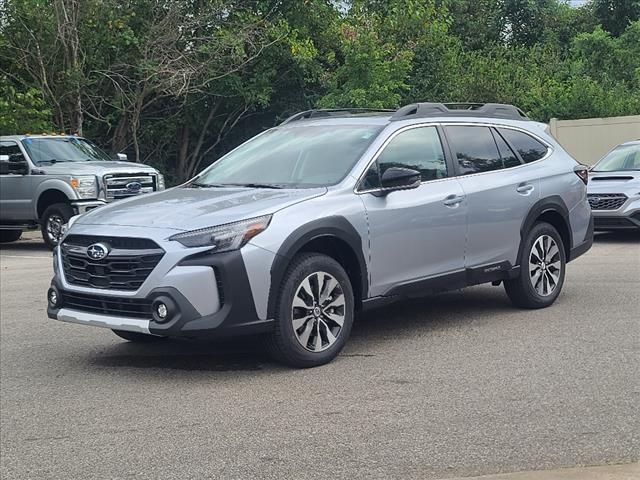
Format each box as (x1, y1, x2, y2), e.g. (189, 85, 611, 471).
(69, 175, 97, 198)
(157, 173, 165, 190)
(169, 215, 272, 250)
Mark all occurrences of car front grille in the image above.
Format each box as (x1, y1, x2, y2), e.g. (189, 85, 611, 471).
(61, 235, 164, 291)
(104, 173, 157, 200)
(587, 193, 627, 210)
(62, 291, 152, 319)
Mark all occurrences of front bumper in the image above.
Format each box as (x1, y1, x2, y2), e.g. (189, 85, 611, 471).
(589, 192, 640, 231)
(47, 247, 274, 338)
(71, 199, 107, 215)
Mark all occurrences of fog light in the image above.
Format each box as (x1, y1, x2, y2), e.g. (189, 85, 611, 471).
(151, 296, 176, 323)
(47, 288, 61, 308)
(157, 303, 168, 319)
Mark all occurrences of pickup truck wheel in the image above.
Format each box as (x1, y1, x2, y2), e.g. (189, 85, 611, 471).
(112, 329, 167, 342)
(267, 253, 354, 368)
(0, 230, 22, 243)
(41, 203, 74, 249)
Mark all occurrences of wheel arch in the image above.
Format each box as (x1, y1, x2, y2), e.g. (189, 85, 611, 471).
(267, 216, 368, 318)
(519, 196, 572, 264)
(36, 188, 73, 219)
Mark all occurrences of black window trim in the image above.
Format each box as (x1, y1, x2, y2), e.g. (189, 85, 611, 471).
(495, 126, 550, 166)
(354, 123, 455, 194)
(490, 127, 524, 168)
(440, 122, 554, 179)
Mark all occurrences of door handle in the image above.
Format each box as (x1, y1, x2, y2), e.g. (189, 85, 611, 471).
(516, 183, 534, 195)
(443, 194, 464, 207)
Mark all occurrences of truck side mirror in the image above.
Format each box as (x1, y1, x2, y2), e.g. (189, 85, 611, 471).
(116, 153, 128, 161)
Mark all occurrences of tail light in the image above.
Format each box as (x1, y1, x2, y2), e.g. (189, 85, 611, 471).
(574, 165, 589, 185)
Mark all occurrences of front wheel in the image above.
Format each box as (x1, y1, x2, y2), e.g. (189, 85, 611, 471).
(0, 230, 22, 244)
(41, 203, 74, 250)
(267, 253, 354, 368)
(504, 222, 566, 309)
(112, 329, 167, 343)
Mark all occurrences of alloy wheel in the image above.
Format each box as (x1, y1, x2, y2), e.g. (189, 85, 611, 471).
(46, 214, 64, 245)
(528, 234, 562, 297)
(291, 271, 346, 352)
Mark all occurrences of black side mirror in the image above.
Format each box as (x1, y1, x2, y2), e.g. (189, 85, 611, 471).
(5, 155, 29, 175)
(376, 167, 421, 195)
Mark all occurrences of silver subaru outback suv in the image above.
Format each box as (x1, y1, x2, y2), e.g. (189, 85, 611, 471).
(47, 103, 593, 367)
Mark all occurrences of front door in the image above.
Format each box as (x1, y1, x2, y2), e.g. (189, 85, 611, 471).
(357, 125, 467, 297)
(0, 141, 33, 221)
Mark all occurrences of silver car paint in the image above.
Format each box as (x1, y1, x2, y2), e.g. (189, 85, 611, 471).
(54, 115, 591, 329)
(0, 135, 161, 221)
(587, 142, 640, 226)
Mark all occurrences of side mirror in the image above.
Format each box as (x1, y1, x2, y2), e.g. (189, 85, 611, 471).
(376, 167, 421, 195)
(2, 154, 29, 175)
(116, 153, 128, 161)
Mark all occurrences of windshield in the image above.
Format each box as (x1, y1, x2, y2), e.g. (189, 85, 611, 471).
(193, 125, 383, 188)
(593, 144, 640, 172)
(21, 137, 112, 165)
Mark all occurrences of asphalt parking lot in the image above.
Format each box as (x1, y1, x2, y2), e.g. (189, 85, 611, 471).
(0, 232, 638, 479)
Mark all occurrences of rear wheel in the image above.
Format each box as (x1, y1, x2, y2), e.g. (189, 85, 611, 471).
(41, 202, 74, 250)
(267, 253, 354, 368)
(112, 329, 166, 343)
(0, 230, 22, 243)
(505, 222, 566, 309)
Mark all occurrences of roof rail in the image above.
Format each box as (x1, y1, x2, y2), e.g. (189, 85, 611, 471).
(390, 102, 529, 122)
(280, 108, 395, 125)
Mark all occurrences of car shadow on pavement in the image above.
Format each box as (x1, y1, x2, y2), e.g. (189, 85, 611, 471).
(0, 236, 50, 253)
(593, 231, 640, 243)
(86, 286, 511, 373)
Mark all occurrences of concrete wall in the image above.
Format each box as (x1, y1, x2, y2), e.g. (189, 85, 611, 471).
(549, 115, 640, 165)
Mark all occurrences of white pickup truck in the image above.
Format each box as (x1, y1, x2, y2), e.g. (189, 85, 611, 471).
(0, 134, 164, 248)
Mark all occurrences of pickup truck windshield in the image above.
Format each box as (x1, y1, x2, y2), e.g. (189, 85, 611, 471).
(194, 125, 383, 188)
(21, 137, 112, 165)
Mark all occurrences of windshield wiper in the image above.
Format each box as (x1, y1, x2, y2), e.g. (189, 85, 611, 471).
(226, 183, 284, 189)
(189, 181, 227, 188)
(38, 158, 71, 165)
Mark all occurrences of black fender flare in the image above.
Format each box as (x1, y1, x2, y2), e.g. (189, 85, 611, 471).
(518, 195, 573, 263)
(267, 216, 368, 318)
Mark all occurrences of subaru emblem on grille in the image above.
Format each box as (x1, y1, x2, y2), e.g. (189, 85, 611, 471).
(591, 197, 601, 203)
(86, 243, 110, 260)
(126, 181, 142, 193)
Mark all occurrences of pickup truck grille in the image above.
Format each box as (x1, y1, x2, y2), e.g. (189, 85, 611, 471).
(104, 173, 157, 200)
(587, 193, 627, 210)
(61, 235, 164, 291)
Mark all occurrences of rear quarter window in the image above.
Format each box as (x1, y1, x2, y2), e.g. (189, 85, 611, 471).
(497, 128, 549, 163)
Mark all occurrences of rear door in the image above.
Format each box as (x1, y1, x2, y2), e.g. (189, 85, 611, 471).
(444, 125, 545, 269)
(358, 125, 467, 297)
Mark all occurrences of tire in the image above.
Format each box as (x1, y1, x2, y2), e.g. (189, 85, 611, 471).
(112, 329, 167, 343)
(0, 230, 22, 243)
(504, 222, 566, 309)
(267, 253, 355, 368)
(41, 202, 74, 250)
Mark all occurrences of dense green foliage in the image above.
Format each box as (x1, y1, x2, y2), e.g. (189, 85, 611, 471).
(1, 0, 639, 182)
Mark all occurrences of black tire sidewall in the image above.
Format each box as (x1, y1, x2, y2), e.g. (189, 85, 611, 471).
(273, 254, 354, 367)
(41, 203, 74, 249)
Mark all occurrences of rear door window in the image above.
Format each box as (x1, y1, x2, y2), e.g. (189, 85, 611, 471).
(497, 128, 548, 163)
(446, 126, 503, 175)
(492, 129, 522, 168)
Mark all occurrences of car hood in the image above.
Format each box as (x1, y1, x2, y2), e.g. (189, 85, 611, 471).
(39, 161, 158, 176)
(588, 171, 640, 194)
(76, 186, 327, 231)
